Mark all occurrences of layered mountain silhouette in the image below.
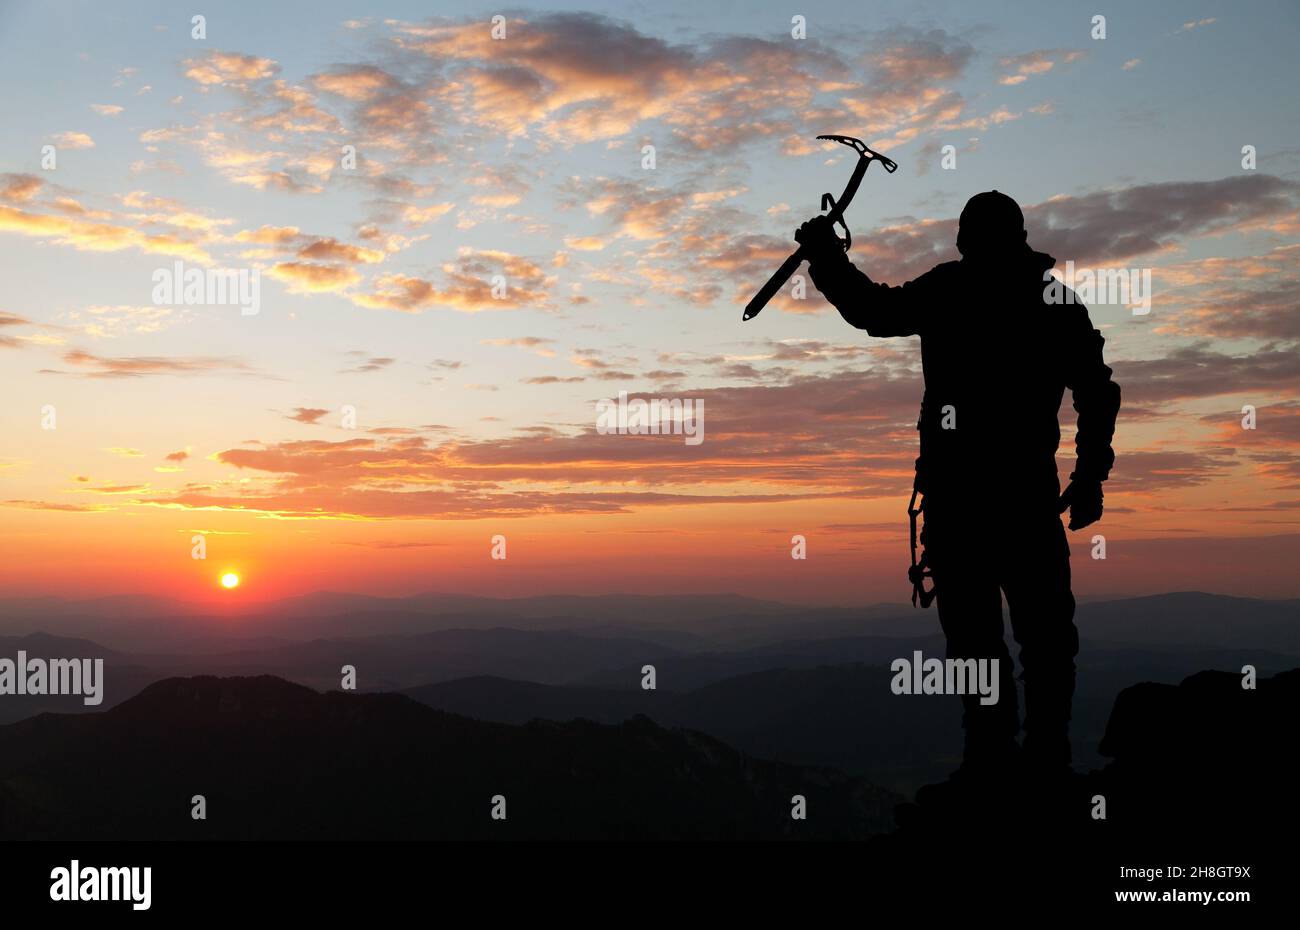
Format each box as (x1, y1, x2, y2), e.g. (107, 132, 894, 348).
(405, 664, 960, 793)
(5, 594, 1296, 796)
(0, 634, 159, 724)
(0, 675, 898, 840)
(2, 667, 1293, 848)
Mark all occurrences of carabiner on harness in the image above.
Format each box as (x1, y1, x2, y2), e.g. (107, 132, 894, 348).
(907, 486, 936, 608)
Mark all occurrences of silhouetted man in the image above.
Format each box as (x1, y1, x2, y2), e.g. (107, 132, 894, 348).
(797, 191, 1120, 774)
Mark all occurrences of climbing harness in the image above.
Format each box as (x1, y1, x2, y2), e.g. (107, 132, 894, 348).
(907, 484, 936, 608)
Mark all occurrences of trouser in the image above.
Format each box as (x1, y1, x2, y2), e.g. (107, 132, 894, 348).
(921, 495, 1079, 766)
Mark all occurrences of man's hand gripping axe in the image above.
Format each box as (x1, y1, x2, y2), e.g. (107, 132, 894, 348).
(742, 134, 896, 321)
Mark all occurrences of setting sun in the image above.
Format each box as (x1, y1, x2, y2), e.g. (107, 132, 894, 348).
(220, 573, 240, 590)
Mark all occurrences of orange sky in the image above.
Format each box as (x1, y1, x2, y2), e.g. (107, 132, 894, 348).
(2, 6, 1298, 607)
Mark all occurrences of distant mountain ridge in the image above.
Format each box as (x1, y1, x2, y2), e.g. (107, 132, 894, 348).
(4, 604, 1297, 796)
(1, 591, 1294, 655)
(0, 675, 899, 840)
(404, 665, 961, 793)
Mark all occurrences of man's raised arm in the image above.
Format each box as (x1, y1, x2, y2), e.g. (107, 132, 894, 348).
(798, 216, 921, 338)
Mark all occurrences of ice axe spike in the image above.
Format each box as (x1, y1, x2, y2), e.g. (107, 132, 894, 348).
(742, 135, 896, 321)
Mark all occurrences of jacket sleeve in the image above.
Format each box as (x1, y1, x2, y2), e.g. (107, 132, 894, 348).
(1064, 306, 1121, 483)
(806, 251, 923, 337)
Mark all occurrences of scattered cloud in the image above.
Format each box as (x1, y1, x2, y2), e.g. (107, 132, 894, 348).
(287, 407, 330, 424)
(58, 349, 252, 378)
(52, 131, 95, 149)
(997, 49, 1085, 86)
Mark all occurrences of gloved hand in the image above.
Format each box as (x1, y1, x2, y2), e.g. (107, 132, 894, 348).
(795, 215, 845, 263)
(1058, 479, 1104, 530)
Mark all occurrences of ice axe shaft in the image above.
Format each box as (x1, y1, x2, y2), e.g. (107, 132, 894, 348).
(744, 249, 808, 322)
(742, 135, 896, 321)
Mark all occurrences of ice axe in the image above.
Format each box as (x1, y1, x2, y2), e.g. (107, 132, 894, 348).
(742, 134, 897, 321)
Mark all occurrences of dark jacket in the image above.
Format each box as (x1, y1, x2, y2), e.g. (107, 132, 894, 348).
(808, 247, 1120, 503)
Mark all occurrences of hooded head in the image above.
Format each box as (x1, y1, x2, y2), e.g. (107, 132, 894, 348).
(956, 190, 1029, 262)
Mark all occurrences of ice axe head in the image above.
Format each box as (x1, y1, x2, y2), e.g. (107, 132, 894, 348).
(816, 134, 898, 173)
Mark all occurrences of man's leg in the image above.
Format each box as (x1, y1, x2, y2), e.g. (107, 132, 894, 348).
(1002, 512, 1078, 769)
(926, 516, 1020, 770)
